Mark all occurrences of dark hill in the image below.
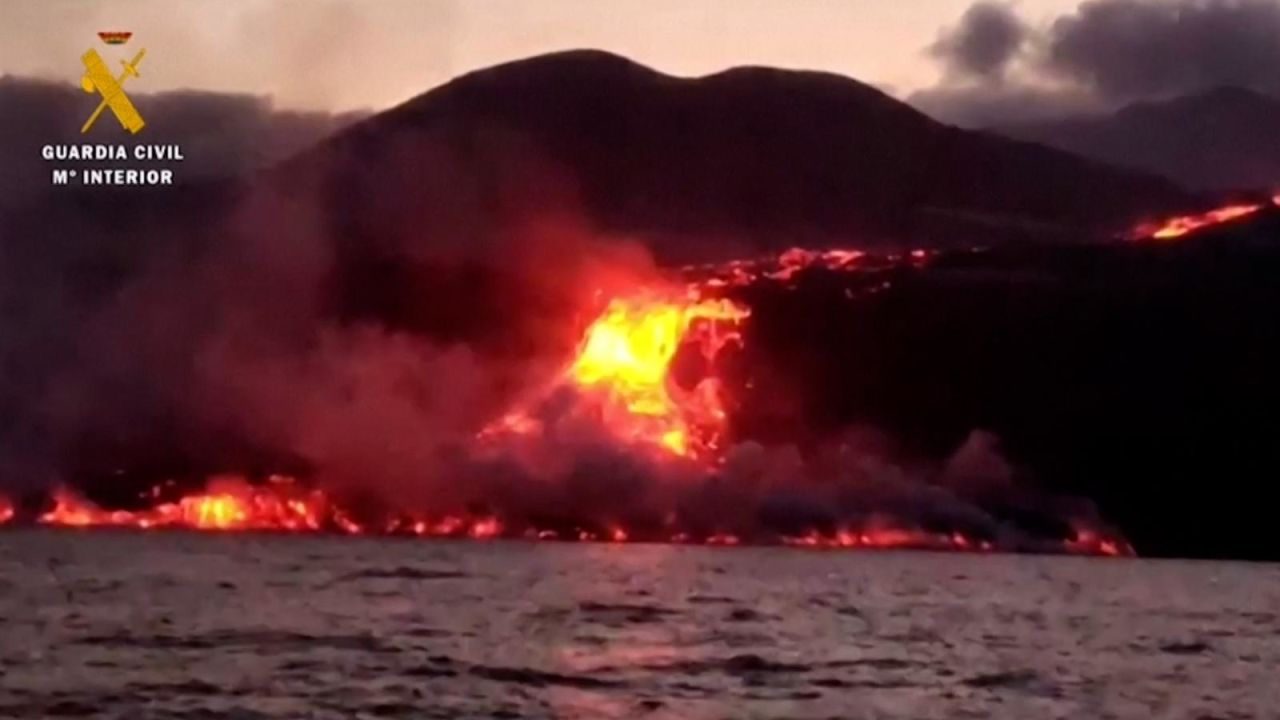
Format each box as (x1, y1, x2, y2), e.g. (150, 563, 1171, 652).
(279, 50, 1196, 264)
(728, 207, 1280, 560)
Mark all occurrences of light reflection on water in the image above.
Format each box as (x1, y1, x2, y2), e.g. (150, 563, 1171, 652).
(1, 530, 1278, 719)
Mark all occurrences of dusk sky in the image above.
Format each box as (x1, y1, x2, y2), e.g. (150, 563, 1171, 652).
(1, 0, 1084, 111)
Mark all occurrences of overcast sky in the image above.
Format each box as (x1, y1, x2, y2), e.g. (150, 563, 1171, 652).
(0, 0, 1085, 112)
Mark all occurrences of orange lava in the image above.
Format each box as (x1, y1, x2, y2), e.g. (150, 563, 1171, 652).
(385, 514, 505, 539)
(688, 247, 868, 289)
(24, 247, 1130, 558)
(567, 292, 748, 457)
(39, 476, 333, 531)
(782, 528, 995, 552)
(485, 285, 749, 459)
(1065, 526, 1135, 557)
(1132, 201, 1267, 240)
(27, 475, 1127, 556)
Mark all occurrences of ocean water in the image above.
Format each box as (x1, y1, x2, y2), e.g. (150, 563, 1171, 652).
(0, 530, 1277, 719)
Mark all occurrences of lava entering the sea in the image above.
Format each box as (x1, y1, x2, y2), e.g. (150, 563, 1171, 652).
(4, 246, 1134, 557)
(17, 473, 1130, 555)
(37, 476, 348, 532)
(484, 288, 749, 459)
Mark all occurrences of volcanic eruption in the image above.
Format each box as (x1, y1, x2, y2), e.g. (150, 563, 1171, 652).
(485, 288, 749, 460)
(1, 242, 1134, 557)
(12, 50, 1226, 558)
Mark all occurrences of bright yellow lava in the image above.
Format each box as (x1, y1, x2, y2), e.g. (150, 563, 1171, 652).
(568, 293, 748, 457)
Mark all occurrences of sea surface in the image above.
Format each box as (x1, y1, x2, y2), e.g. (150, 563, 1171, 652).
(0, 530, 1277, 719)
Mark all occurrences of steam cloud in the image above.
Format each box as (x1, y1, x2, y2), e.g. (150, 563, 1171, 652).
(913, 0, 1280, 126)
(1045, 0, 1280, 101)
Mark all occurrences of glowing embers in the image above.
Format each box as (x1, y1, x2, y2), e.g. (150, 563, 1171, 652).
(781, 527, 995, 552)
(1065, 525, 1135, 557)
(688, 247, 870, 289)
(38, 476, 335, 531)
(386, 514, 503, 540)
(1131, 197, 1277, 240)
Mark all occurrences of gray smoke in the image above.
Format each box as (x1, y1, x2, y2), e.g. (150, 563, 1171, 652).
(914, 0, 1280, 126)
(929, 2, 1029, 81)
(1045, 0, 1280, 101)
(909, 83, 1102, 128)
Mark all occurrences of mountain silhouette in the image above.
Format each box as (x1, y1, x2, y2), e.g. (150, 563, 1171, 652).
(995, 87, 1280, 193)
(279, 50, 1196, 264)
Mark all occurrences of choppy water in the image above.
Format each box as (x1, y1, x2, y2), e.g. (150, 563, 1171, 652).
(1, 530, 1278, 719)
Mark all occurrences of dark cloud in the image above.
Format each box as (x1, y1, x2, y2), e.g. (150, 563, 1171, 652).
(929, 1, 1029, 81)
(914, 0, 1280, 127)
(1045, 0, 1280, 100)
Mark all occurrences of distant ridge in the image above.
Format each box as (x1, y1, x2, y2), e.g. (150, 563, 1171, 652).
(994, 86, 1280, 193)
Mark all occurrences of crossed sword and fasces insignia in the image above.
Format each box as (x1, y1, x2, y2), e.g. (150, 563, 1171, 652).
(80, 48, 146, 134)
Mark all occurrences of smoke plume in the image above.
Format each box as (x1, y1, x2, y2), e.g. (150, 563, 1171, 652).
(928, 2, 1028, 82)
(913, 0, 1280, 126)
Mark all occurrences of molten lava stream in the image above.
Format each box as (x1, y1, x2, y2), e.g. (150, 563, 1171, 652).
(25, 478, 1132, 557)
(37, 476, 335, 532)
(1132, 196, 1277, 241)
(488, 286, 750, 460)
(569, 292, 748, 457)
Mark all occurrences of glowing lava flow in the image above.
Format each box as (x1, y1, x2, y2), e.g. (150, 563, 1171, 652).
(38, 476, 334, 531)
(566, 292, 748, 457)
(1065, 525, 1134, 557)
(14, 247, 1136, 557)
(0, 495, 13, 525)
(482, 284, 749, 460)
(24, 474, 1134, 556)
(781, 528, 995, 552)
(689, 247, 868, 288)
(1132, 195, 1279, 240)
